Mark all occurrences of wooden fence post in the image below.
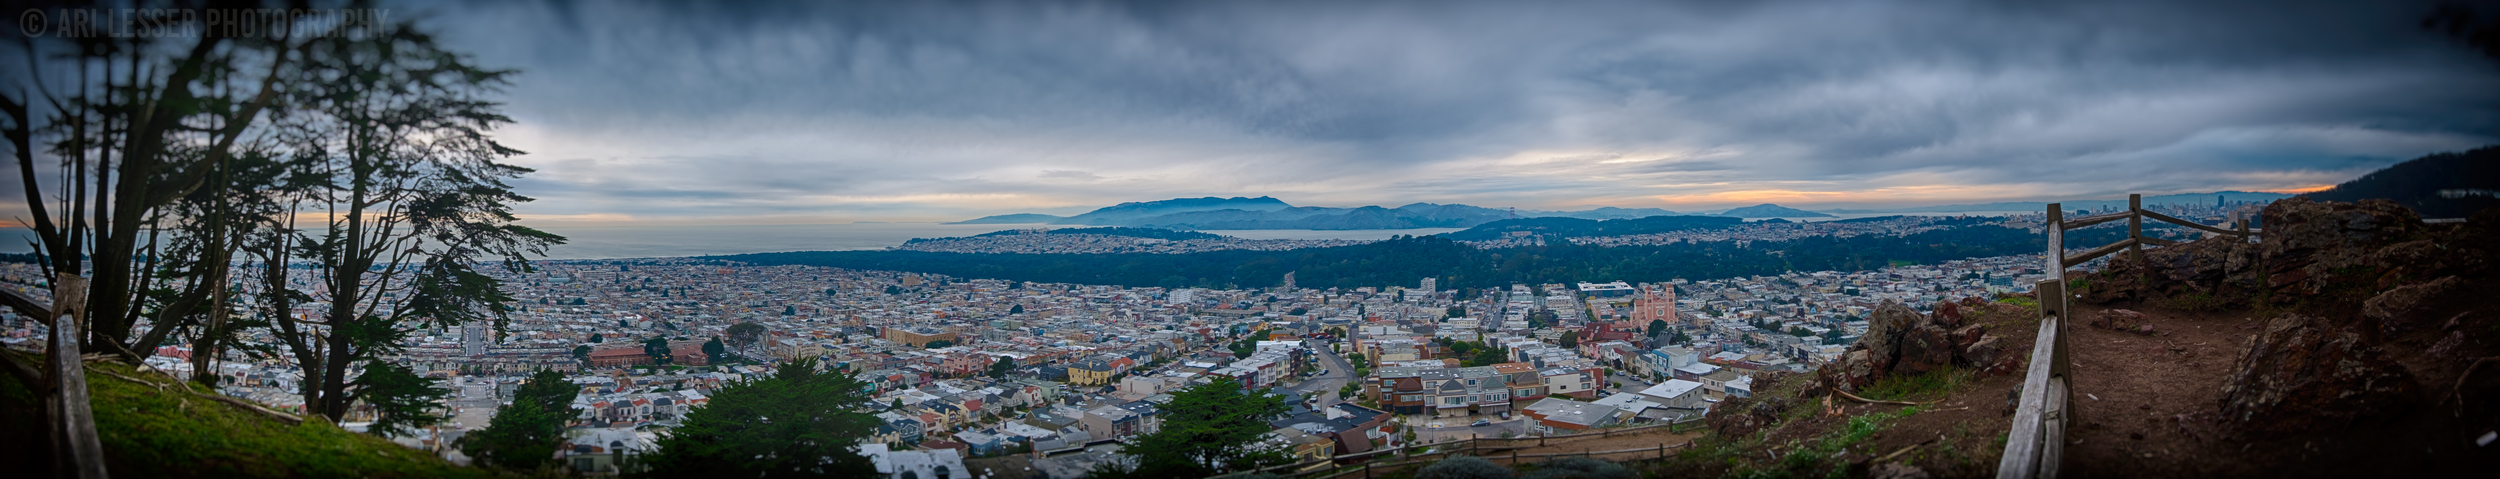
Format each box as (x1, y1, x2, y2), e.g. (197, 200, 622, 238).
(2128, 194, 2144, 272)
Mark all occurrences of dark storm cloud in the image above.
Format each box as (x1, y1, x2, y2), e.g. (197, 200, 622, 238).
(398, 0, 2500, 221)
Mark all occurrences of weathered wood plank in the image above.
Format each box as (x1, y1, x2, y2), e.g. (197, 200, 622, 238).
(2138, 209, 2251, 237)
(50, 276, 107, 479)
(2061, 211, 2132, 230)
(1996, 312, 2063, 479)
(2042, 376, 2068, 479)
(2061, 238, 2137, 268)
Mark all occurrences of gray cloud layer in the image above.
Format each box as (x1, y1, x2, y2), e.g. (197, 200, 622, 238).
(401, 0, 2499, 223)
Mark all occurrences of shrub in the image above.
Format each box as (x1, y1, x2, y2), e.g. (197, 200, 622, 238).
(1418, 455, 1513, 479)
(1520, 457, 1633, 479)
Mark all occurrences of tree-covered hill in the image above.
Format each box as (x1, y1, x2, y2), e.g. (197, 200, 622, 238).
(2303, 145, 2500, 219)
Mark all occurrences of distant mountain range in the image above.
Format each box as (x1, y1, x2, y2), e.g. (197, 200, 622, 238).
(947, 213, 1068, 224)
(948, 188, 2309, 231)
(949, 197, 1708, 230)
(1719, 204, 1832, 218)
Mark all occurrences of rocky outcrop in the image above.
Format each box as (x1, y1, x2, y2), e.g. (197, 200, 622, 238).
(2217, 314, 2418, 432)
(2361, 275, 2466, 334)
(1815, 300, 2015, 393)
(2090, 197, 2491, 309)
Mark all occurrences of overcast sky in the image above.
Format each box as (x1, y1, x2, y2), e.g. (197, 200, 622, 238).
(392, 0, 2500, 223)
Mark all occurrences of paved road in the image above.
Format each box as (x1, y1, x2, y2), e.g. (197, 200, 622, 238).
(447, 376, 502, 431)
(1280, 339, 1357, 406)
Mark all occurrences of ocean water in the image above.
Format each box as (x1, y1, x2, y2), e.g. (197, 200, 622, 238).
(0, 224, 1474, 260)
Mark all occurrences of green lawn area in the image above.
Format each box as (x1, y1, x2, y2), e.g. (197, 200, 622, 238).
(2, 357, 492, 478)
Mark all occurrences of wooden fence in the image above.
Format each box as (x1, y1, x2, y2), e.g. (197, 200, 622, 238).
(1995, 195, 2256, 479)
(1227, 417, 1703, 479)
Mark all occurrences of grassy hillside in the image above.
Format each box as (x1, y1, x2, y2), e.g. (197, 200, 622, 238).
(0, 355, 492, 478)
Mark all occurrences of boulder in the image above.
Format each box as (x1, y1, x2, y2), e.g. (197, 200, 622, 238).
(1895, 323, 1955, 375)
(2217, 314, 2419, 432)
(1949, 323, 1990, 348)
(2256, 198, 2426, 297)
(1860, 301, 1924, 372)
(1932, 300, 1963, 328)
(2361, 275, 2465, 333)
(1960, 335, 2006, 373)
(1818, 349, 1875, 393)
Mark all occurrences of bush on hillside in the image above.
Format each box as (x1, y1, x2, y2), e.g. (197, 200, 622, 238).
(1418, 455, 1513, 479)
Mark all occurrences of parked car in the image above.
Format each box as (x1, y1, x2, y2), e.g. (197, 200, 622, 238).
(1471, 419, 1491, 427)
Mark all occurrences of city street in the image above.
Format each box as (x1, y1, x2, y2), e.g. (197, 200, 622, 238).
(1279, 338, 1357, 406)
(447, 376, 502, 431)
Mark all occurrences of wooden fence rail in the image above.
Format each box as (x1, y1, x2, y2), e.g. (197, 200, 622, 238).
(1997, 195, 2257, 479)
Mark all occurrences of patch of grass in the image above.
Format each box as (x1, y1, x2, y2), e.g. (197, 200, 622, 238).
(1859, 367, 1970, 402)
(1887, 260, 1918, 267)
(1994, 296, 2039, 309)
(3, 358, 488, 478)
(1744, 406, 1922, 479)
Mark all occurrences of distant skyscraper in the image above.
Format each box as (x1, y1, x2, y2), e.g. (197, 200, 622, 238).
(1419, 277, 1436, 293)
(463, 321, 488, 357)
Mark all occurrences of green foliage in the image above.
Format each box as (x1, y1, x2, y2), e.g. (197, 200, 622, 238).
(349, 361, 451, 438)
(460, 370, 580, 470)
(1994, 296, 2039, 309)
(2, 359, 484, 477)
(642, 358, 880, 477)
(1559, 331, 1580, 349)
(573, 344, 593, 363)
(645, 337, 676, 366)
(590, 333, 604, 343)
(1859, 366, 1968, 402)
(1520, 457, 1632, 479)
(988, 356, 1018, 379)
(1011, 304, 1025, 314)
(1119, 375, 1294, 477)
(783, 305, 796, 315)
(1417, 455, 1513, 479)
(724, 322, 767, 350)
(925, 340, 956, 349)
(1289, 307, 1309, 316)
(462, 399, 563, 470)
(1448, 306, 1468, 318)
(702, 336, 729, 364)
